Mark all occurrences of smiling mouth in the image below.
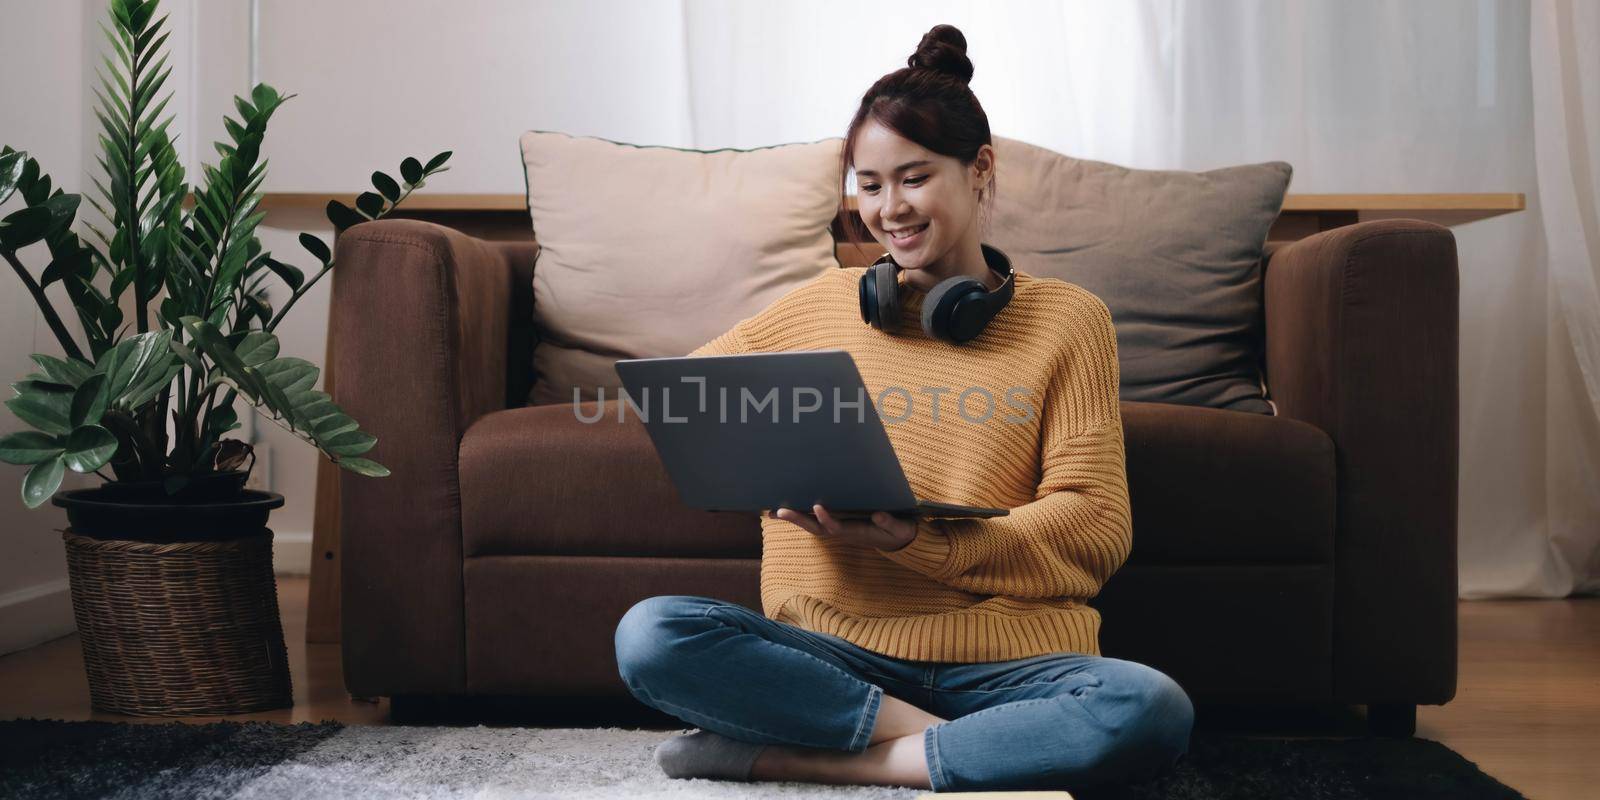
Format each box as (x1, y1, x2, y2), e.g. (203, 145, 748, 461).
(888, 223, 928, 242)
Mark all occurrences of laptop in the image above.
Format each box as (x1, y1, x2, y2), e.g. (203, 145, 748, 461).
(613, 350, 1009, 520)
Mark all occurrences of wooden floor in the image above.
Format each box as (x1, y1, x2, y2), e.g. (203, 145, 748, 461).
(1, 577, 1595, 799)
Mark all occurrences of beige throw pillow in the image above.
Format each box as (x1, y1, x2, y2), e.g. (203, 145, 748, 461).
(519, 130, 844, 406)
(986, 135, 1290, 415)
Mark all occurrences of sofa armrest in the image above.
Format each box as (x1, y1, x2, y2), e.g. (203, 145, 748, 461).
(1263, 219, 1458, 705)
(329, 219, 532, 696)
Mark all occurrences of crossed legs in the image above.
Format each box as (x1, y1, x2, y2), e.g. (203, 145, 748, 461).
(749, 692, 946, 789)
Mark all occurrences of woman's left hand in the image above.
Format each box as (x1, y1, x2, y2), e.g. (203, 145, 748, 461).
(770, 504, 918, 552)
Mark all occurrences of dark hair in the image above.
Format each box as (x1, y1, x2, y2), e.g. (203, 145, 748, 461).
(838, 24, 996, 253)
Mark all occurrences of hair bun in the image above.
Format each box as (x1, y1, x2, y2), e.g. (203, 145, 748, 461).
(908, 24, 974, 85)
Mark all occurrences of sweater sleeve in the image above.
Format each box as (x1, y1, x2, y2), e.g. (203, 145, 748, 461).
(876, 291, 1132, 600)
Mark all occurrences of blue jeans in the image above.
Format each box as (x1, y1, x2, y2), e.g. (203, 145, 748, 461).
(614, 595, 1195, 793)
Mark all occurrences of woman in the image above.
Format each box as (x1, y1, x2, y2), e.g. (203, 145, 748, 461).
(612, 24, 1194, 793)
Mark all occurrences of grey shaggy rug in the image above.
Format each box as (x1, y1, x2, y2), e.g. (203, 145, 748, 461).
(2, 721, 920, 799)
(0, 718, 1527, 799)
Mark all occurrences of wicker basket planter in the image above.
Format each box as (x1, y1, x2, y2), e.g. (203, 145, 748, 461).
(51, 474, 290, 717)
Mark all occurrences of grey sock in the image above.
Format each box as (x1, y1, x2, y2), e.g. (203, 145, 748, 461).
(653, 729, 767, 781)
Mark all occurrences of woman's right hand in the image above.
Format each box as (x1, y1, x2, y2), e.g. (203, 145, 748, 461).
(768, 504, 918, 552)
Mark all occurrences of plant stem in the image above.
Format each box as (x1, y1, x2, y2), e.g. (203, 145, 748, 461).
(3, 250, 87, 362)
(265, 180, 424, 333)
(126, 26, 146, 335)
(101, 408, 162, 480)
(199, 381, 219, 461)
(199, 195, 247, 324)
(265, 260, 331, 332)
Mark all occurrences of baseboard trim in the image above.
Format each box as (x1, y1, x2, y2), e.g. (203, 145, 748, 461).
(274, 529, 312, 576)
(0, 578, 74, 656)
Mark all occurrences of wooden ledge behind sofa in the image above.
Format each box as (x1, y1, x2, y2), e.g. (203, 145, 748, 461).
(299, 191, 1525, 643)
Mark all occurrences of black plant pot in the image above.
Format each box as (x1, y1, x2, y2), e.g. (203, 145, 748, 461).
(89, 468, 252, 505)
(54, 473, 280, 543)
(49, 481, 292, 716)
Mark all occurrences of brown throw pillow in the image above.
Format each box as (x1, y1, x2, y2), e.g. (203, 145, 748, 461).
(986, 135, 1290, 415)
(519, 130, 844, 406)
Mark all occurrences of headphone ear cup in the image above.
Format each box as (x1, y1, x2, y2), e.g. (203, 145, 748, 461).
(922, 277, 986, 343)
(859, 268, 877, 326)
(870, 263, 902, 331)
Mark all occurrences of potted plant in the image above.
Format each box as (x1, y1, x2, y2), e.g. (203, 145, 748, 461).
(0, 0, 450, 716)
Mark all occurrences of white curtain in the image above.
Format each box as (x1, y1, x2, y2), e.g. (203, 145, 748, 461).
(681, 0, 1599, 598)
(1529, 0, 1600, 596)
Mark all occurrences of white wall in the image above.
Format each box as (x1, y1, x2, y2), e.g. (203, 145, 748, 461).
(0, 0, 210, 654)
(0, 0, 94, 654)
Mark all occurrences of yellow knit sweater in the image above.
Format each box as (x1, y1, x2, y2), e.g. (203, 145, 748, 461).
(689, 262, 1131, 663)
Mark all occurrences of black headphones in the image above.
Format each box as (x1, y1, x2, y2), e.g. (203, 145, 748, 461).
(858, 243, 1017, 344)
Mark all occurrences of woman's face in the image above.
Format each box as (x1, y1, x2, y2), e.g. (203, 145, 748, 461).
(852, 119, 993, 285)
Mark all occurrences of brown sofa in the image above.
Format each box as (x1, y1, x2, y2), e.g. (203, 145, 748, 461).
(330, 217, 1458, 737)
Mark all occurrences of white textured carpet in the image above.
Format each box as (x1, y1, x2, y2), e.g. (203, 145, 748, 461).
(227, 725, 925, 799)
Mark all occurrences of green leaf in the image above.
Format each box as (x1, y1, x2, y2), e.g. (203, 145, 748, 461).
(205, 398, 239, 439)
(5, 387, 73, 435)
(29, 354, 93, 387)
(159, 296, 186, 328)
(98, 329, 173, 406)
(70, 373, 110, 427)
(325, 199, 364, 232)
(179, 315, 251, 386)
(0, 206, 54, 250)
(424, 151, 452, 172)
(23, 173, 51, 206)
(21, 455, 66, 509)
(354, 191, 384, 219)
(128, 0, 157, 35)
(400, 157, 423, 184)
(336, 456, 389, 477)
(16, 156, 39, 199)
(256, 357, 318, 396)
(298, 395, 339, 423)
(312, 412, 358, 439)
(235, 331, 280, 367)
(264, 257, 305, 291)
(42, 192, 81, 235)
(233, 95, 257, 124)
(250, 83, 280, 114)
(0, 430, 63, 466)
(19, 375, 73, 393)
(98, 302, 123, 334)
(250, 366, 299, 427)
(323, 429, 376, 456)
(370, 171, 400, 202)
(62, 424, 118, 473)
(168, 338, 203, 370)
(298, 232, 331, 265)
(0, 150, 26, 205)
(40, 248, 94, 289)
(239, 294, 270, 328)
(122, 360, 180, 409)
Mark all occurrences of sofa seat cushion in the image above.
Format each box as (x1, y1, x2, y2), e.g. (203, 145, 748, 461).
(462, 399, 1334, 564)
(462, 400, 762, 559)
